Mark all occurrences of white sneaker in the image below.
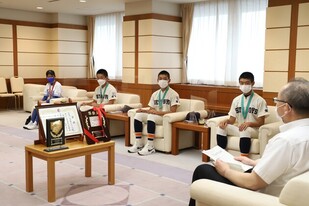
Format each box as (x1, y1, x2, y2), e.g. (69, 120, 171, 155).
(27, 121, 38, 130)
(128, 142, 143, 153)
(23, 121, 33, 129)
(138, 143, 155, 156)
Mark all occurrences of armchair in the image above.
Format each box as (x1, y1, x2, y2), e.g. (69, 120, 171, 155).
(190, 170, 309, 206)
(23, 84, 78, 112)
(207, 106, 282, 159)
(128, 98, 208, 153)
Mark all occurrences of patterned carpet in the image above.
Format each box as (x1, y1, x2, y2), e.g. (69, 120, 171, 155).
(0, 124, 192, 206)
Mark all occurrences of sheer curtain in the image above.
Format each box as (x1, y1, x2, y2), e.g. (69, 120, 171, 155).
(93, 12, 124, 79)
(187, 0, 267, 87)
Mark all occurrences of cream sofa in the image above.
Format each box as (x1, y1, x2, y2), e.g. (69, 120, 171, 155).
(207, 106, 282, 159)
(190, 170, 309, 206)
(128, 98, 208, 153)
(23, 84, 90, 112)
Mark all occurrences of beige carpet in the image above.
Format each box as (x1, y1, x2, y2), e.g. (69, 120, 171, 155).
(0, 110, 204, 206)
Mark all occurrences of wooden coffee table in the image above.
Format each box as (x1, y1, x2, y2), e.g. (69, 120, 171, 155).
(25, 140, 115, 202)
(172, 121, 210, 162)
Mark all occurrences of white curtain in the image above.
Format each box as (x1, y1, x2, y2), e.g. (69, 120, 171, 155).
(93, 12, 124, 79)
(187, 0, 267, 87)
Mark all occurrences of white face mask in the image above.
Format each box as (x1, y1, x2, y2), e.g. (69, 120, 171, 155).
(275, 103, 287, 120)
(158, 80, 169, 89)
(239, 85, 252, 94)
(97, 79, 106, 86)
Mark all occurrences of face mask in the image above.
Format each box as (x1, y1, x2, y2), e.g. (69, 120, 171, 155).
(275, 103, 288, 120)
(97, 79, 106, 86)
(158, 80, 169, 89)
(239, 85, 252, 94)
(47, 77, 55, 83)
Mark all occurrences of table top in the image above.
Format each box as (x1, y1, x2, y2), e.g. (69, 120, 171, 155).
(105, 112, 129, 120)
(173, 121, 209, 131)
(25, 140, 115, 158)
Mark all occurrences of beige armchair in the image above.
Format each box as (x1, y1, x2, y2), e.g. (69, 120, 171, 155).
(23, 84, 78, 112)
(190, 170, 309, 206)
(207, 106, 282, 159)
(128, 98, 208, 153)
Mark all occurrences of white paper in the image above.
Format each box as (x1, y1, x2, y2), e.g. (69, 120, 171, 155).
(202, 146, 253, 172)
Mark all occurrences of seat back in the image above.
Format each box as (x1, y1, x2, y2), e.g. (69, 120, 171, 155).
(279, 171, 309, 206)
(265, 106, 278, 124)
(0, 77, 9, 94)
(177, 98, 205, 112)
(10, 76, 24, 93)
(115, 93, 140, 104)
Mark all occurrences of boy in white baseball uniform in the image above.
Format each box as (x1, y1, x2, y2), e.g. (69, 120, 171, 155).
(82, 69, 117, 107)
(128, 70, 180, 156)
(217, 72, 269, 156)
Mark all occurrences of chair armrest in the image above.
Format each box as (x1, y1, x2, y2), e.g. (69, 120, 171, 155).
(86, 91, 94, 99)
(206, 115, 229, 128)
(206, 116, 229, 148)
(127, 107, 150, 117)
(104, 103, 142, 113)
(190, 179, 284, 206)
(259, 121, 283, 156)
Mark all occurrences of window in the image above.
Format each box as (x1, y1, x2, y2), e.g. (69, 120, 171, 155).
(187, 0, 267, 87)
(93, 12, 124, 79)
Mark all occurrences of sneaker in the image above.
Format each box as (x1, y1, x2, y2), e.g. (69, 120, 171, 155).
(23, 121, 33, 129)
(138, 143, 155, 156)
(128, 142, 143, 153)
(27, 122, 38, 130)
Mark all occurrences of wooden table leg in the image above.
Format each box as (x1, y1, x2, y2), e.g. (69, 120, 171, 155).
(171, 125, 179, 155)
(202, 131, 210, 162)
(108, 144, 115, 184)
(85, 154, 91, 177)
(124, 120, 130, 146)
(25, 150, 33, 192)
(47, 159, 56, 202)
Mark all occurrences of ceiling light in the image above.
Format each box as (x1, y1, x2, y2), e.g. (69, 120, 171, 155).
(36, 6, 43, 10)
(80, 0, 86, 2)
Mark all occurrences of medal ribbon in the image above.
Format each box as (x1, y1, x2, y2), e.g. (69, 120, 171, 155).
(99, 83, 109, 104)
(241, 91, 254, 120)
(158, 86, 169, 109)
(48, 82, 56, 99)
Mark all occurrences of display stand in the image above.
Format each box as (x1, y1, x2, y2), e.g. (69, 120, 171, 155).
(35, 103, 84, 145)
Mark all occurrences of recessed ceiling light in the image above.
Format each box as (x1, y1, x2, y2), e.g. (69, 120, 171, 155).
(80, 0, 86, 2)
(36, 6, 43, 10)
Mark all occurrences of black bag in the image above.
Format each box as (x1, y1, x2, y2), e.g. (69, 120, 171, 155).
(80, 106, 111, 145)
(185, 112, 200, 123)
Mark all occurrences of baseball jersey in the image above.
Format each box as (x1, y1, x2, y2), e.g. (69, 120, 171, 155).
(228, 92, 269, 125)
(93, 83, 117, 104)
(148, 87, 180, 112)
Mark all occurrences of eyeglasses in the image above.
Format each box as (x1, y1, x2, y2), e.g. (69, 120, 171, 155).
(273, 97, 287, 104)
(273, 97, 292, 107)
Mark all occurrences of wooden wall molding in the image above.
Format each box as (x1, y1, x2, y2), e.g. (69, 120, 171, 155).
(124, 13, 181, 22)
(0, 19, 87, 30)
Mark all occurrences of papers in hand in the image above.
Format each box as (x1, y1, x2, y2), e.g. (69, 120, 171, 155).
(202, 146, 253, 172)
